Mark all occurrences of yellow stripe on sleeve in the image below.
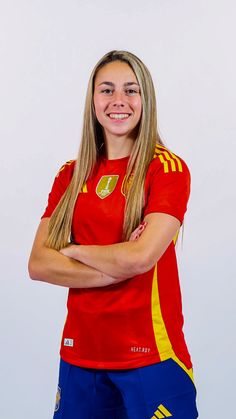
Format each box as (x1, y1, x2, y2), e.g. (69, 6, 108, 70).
(169, 151, 183, 172)
(158, 154, 169, 173)
(163, 151, 177, 172)
(56, 160, 74, 177)
(154, 145, 183, 173)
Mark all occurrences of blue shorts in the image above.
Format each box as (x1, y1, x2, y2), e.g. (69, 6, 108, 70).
(53, 358, 198, 419)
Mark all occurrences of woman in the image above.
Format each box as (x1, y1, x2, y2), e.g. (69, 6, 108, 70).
(29, 50, 198, 419)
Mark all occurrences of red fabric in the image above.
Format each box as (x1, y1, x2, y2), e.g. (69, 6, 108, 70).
(143, 155, 190, 223)
(42, 149, 192, 370)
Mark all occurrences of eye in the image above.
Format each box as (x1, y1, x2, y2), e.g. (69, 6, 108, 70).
(125, 89, 139, 95)
(101, 89, 113, 95)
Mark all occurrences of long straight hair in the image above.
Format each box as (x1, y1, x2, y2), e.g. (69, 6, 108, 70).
(46, 50, 163, 250)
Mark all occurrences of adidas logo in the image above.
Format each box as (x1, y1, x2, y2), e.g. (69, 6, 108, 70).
(151, 403, 172, 418)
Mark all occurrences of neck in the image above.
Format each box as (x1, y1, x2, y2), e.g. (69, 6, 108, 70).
(103, 135, 135, 160)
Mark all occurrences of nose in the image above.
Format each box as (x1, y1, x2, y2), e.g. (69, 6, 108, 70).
(111, 91, 125, 107)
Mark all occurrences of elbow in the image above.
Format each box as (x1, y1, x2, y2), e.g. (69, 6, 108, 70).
(28, 256, 44, 281)
(132, 255, 155, 275)
(28, 257, 37, 280)
(118, 251, 155, 278)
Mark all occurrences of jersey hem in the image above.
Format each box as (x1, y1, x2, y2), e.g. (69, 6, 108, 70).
(59, 351, 192, 371)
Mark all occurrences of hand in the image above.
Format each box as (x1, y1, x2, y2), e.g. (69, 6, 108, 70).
(60, 245, 125, 286)
(129, 221, 147, 241)
(60, 244, 79, 259)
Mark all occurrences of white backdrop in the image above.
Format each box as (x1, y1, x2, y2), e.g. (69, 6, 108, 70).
(0, 1, 235, 418)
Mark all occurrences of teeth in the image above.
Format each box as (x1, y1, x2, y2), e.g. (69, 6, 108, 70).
(109, 113, 130, 120)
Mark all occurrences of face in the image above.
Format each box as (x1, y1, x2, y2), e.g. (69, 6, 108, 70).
(93, 61, 142, 142)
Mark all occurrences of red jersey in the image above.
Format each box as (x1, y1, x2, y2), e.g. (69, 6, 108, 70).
(42, 145, 192, 371)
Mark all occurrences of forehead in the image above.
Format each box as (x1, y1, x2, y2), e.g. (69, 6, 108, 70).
(94, 61, 138, 84)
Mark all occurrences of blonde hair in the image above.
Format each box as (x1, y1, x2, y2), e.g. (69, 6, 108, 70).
(46, 50, 163, 250)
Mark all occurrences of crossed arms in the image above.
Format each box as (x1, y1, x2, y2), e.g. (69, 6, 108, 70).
(28, 212, 180, 288)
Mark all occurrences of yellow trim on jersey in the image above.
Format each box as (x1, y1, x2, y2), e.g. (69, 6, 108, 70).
(151, 265, 173, 356)
(151, 264, 194, 383)
(56, 160, 74, 177)
(169, 151, 183, 172)
(56, 160, 88, 192)
(82, 183, 88, 193)
(171, 354, 194, 382)
(173, 229, 179, 245)
(158, 154, 169, 173)
(154, 145, 183, 173)
(163, 151, 177, 172)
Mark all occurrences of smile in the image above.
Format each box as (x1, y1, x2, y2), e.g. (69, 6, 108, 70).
(107, 113, 131, 120)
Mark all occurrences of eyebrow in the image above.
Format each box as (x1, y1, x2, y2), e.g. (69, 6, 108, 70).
(97, 81, 140, 87)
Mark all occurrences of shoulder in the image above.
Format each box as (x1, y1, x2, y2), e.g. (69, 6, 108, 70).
(143, 145, 191, 222)
(55, 159, 76, 179)
(147, 144, 190, 177)
(41, 160, 76, 218)
(50, 159, 76, 192)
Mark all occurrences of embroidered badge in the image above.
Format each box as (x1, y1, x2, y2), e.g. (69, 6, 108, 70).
(54, 386, 61, 412)
(96, 175, 119, 199)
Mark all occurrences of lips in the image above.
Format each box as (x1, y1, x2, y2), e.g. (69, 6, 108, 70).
(107, 113, 131, 120)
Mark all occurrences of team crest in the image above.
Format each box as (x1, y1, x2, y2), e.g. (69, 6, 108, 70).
(54, 386, 61, 412)
(96, 175, 119, 199)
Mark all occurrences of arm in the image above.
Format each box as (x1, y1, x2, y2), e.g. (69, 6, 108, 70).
(28, 218, 124, 288)
(60, 212, 180, 279)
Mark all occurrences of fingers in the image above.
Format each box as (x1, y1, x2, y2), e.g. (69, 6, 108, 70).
(129, 221, 147, 241)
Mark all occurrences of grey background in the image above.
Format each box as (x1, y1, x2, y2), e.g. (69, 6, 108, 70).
(0, 0, 235, 418)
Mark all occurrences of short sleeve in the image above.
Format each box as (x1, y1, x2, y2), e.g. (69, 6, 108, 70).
(143, 153, 191, 224)
(41, 160, 75, 219)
